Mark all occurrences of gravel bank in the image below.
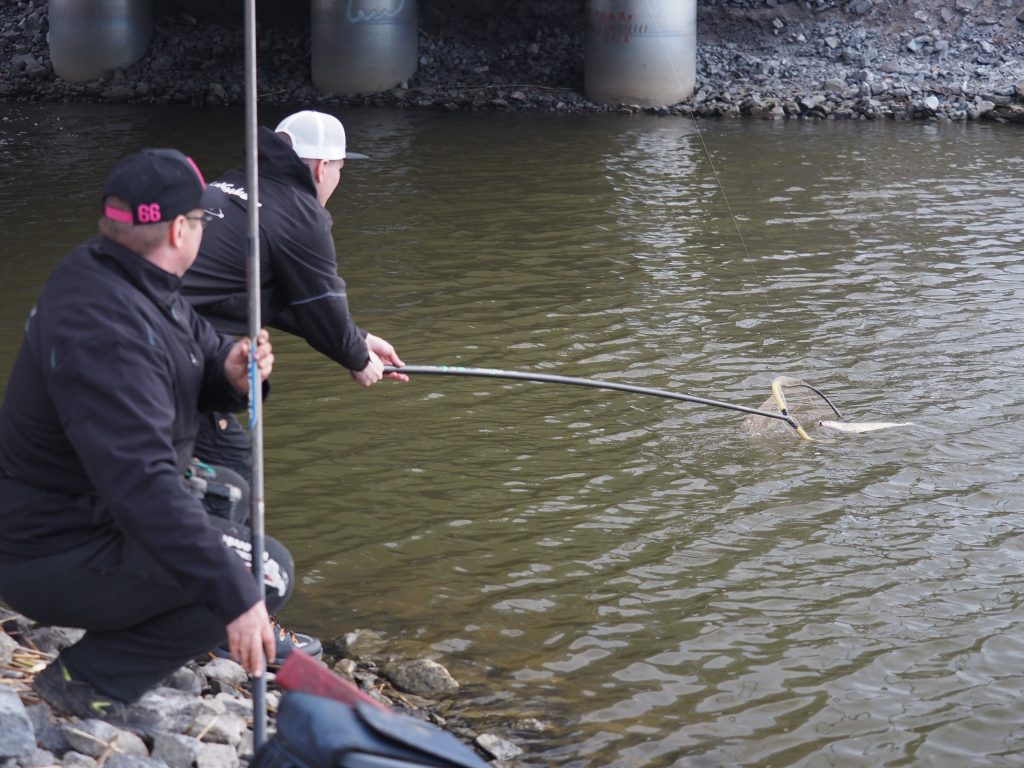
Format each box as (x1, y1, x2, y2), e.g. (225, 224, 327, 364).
(0, 612, 519, 767)
(1, 0, 1023, 121)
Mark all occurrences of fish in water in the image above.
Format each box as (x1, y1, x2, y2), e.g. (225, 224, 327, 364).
(818, 420, 913, 434)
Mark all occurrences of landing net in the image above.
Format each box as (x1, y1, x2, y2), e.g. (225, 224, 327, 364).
(742, 376, 843, 438)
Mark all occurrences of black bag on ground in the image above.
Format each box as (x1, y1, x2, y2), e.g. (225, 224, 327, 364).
(251, 691, 490, 768)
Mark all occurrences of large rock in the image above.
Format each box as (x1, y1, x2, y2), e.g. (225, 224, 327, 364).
(200, 659, 247, 690)
(333, 629, 389, 663)
(196, 742, 238, 768)
(131, 687, 201, 735)
(25, 703, 71, 755)
(384, 659, 460, 697)
(475, 732, 524, 761)
(61, 720, 148, 760)
(186, 698, 246, 746)
(151, 733, 202, 768)
(0, 630, 20, 665)
(0, 687, 36, 758)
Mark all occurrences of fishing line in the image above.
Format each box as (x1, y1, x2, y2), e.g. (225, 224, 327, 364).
(627, 3, 912, 438)
(641, 0, 789, 346)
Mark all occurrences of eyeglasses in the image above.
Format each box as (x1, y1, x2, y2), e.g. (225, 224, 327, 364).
(184, 212, 213, 229)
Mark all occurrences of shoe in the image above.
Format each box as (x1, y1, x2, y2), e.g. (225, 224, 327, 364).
(211, 617, 322, 666)
(32, 658, 153, 731)
(270, 617, 323, 664)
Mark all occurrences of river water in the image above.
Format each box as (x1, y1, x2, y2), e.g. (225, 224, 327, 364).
(1, 104, 1023, 767)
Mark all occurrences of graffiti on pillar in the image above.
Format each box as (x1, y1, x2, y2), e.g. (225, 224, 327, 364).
(347, 0, 407, 23)
(589, 10, 648, 43)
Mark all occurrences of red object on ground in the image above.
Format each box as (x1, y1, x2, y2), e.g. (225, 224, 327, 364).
(275, 651, 390, 711)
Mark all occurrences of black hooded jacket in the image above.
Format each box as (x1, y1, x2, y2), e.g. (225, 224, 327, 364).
(182, 127, 369, 371)
(0, 236, 262, 623)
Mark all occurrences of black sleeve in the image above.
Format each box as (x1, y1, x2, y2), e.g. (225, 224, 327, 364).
(48, 319, 261, 623)
(267, 215, 370, 371)
(192, 310, 252, 414)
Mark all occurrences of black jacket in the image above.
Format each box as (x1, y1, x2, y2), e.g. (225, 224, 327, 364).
(0, 236, 262, 623)
(183, 127, 369, 371)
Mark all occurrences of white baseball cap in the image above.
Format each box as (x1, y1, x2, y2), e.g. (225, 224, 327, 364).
(275, 110, 357, 161)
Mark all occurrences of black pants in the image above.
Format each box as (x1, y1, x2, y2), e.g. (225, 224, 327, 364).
(195, 411, 252, 487)
(0, 516, 292, 703)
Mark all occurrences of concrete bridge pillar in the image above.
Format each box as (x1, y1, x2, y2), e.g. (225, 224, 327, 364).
(310, 0, 418, 95)
(48, 0, 153, 82)
(585, 0, 697, 107)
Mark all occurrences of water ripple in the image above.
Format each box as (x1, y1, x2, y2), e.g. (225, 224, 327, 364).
(3, 109, 1024, 767)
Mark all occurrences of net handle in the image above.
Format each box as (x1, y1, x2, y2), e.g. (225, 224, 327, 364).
(384, 364, 809, 438)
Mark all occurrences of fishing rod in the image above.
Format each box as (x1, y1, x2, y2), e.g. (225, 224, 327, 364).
(383, 364, 811, 439)
(243, 0, 268, 748)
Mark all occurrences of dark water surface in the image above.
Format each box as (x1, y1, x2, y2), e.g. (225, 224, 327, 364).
(2, 104, 1023, 767)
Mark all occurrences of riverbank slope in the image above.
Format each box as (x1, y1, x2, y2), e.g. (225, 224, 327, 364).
(1, 0, 1022, 121)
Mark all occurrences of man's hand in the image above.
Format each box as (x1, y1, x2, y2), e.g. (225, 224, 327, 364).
(226, 600, 275, 676)
(350, 333, 408, 386)
(351, 349, 384, 386)
(226, 329, 274, 394)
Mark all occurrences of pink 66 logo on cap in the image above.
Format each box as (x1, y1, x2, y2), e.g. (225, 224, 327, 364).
(137, 203, 162, 223)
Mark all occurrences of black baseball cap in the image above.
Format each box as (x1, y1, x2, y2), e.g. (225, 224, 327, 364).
(101, 148, 226, 225)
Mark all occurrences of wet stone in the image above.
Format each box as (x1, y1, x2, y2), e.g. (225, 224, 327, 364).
(385, 659, 460, 697)
(475, 732, 524, 761)
(334, 628, 389, 663)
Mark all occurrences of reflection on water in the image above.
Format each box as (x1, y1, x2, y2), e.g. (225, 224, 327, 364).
(2, 105, 1024, 767)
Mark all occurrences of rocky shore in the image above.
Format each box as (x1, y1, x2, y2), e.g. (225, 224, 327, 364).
(1, 0, 1023, 122)
(0, 612, 522, 768)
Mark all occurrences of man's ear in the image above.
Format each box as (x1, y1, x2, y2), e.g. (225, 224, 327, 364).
(168, 215, 187, 248)
(312, 159, 327, 184)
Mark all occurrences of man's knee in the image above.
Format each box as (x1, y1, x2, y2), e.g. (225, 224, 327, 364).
(208, 517, 294, 613)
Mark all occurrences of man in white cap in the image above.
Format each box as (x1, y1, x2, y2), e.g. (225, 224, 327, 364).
(181, 111, 407, 661)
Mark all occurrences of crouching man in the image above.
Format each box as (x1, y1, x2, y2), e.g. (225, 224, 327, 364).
(0, 149, 286, 725)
